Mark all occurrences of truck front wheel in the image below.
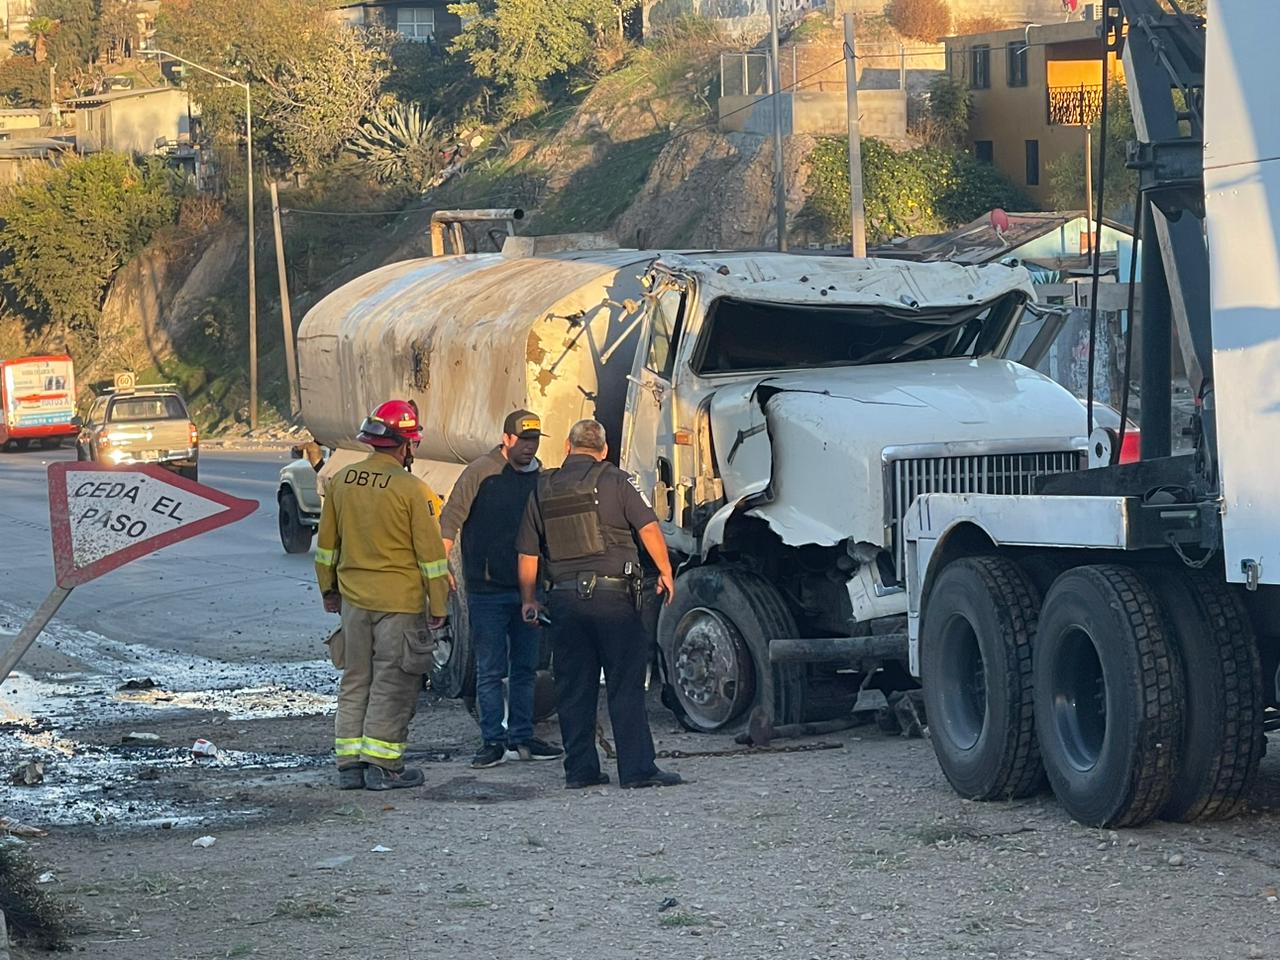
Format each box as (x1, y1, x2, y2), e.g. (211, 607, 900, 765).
(1034, 565, 1184, 828)
(278, 489, 313, 554)
(657, 566, 804, 734)
(921, 556, 1045, 800)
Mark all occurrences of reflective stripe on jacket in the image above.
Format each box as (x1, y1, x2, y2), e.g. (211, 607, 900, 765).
(314, 452, 450, 617)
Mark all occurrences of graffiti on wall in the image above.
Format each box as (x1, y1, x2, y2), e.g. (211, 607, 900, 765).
(649, 0, 827, 29)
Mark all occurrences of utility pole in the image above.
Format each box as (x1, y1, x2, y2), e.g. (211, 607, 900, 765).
(245, 83, 258, 430)
(768, 0, 787, 252)
(270, 180, 299, 416)
(843, 15, 866, 257)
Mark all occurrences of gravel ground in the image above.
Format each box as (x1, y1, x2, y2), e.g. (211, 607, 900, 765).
(7, 692, 1280, 960)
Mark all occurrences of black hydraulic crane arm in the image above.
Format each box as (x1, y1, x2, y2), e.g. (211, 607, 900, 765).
(1107, 0, 1214, 472)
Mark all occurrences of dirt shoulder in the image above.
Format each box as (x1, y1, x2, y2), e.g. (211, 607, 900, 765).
(9, 695, 1280, 960)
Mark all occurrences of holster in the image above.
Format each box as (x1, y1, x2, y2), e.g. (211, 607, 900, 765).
(575, 572, 597, 600)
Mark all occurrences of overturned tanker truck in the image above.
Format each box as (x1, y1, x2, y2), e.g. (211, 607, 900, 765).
(282, 234, 1090, 736)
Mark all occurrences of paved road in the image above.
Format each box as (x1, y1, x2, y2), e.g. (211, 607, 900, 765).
(0, 447, 333, 672)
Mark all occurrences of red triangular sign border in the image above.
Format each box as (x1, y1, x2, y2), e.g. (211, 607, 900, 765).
(48, 462, 258, 588)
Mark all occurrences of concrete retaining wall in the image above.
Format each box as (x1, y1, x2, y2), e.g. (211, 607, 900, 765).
(719, 88, 907, 138)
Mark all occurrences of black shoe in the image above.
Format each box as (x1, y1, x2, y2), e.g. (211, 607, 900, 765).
(470, 742, 507, 768)
(565, 773, 610, 789)
(363, 765, 425, 791)
(621, 769, 683, 789)
(506, 737, 564, 762)
(337, 765, 365, 790)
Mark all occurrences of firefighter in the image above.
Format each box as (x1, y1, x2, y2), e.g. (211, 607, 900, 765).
(315, 399, 450, 791)
(515, 419, 682, 790)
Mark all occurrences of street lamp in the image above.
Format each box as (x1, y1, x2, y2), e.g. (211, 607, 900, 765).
(144, 48, 258, 430)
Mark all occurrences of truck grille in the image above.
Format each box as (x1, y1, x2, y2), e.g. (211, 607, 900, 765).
(886, 452, 1082, 575)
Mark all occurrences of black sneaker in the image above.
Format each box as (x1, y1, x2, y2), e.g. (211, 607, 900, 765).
(337, 765, 365, 790)
(470, 742, 507, 768)
(565, 772, 610, 789)
(363, 765, 425, 791)
(507, 737, 565, 762)
(620, 769, 683, 789)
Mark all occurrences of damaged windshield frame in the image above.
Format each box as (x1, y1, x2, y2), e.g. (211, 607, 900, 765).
(688, 292, 1027, 376)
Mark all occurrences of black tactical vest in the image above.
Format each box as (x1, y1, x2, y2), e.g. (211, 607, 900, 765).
(537, 462, 634, 563)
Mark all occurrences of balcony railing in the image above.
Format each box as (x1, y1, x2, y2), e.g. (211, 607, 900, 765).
(1048, 84, 1104, 125)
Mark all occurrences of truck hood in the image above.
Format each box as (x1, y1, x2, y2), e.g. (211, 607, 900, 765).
(756, 356, 1089, 433)
(708, 357, 1088, 549)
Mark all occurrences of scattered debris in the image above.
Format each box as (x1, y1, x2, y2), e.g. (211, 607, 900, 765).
(657, 897, 679, 913)
(190, 739, 219, 761)
(371, 845, 392, 854)
(10, 762, 43, 786)
(1264, 886, 1278, 904)
(315, 855, 354, 870)
(35, 873, 54, 885)
(120, 732, 161, 745)
(0, 818, 46, 839)
(116, 678, 157, 691)
(1167, 853, 1186, 867)
(135, 766, 161, 782)
(191, 836, 216, 849)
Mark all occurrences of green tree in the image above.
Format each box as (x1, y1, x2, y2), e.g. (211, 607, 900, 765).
(1045, 81, 1137, 219)
(799, 138, 1032, 246)
(26, 16, 57, 63)
(156, 0, 388, 171)
(31, 0, 98, 70)
(922, 74, 970, 149)
(0, 153, 177, 337)
(449, 0, 635, 109)
(0, 57, 51, 106)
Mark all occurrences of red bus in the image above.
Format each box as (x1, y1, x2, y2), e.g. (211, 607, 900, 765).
(0, 355, 78, 450)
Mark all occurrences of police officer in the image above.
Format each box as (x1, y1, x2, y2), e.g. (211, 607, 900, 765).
(515, 419, 682, 790)
(315, 400, 450, 791)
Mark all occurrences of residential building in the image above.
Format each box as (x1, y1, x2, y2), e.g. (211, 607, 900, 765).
(68, 86, 191, 156)
(942, 13, 1124, 204)
(333, 0, 463, 44)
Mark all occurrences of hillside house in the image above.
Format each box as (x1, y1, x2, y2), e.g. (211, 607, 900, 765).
(69, 86, 191, 156)
(333, 0, 462, 44)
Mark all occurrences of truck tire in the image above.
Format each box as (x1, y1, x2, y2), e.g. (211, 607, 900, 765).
(1149, 570, 1264, 821)
(656, 565, 804, 734)
(278, 489, 313, 554)
(429, 559, 475, 701)
(920, 556, 1045, 800)
(1034, 565, 1184, 828)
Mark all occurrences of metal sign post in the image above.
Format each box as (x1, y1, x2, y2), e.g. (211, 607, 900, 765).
(0, 462, 257, 685)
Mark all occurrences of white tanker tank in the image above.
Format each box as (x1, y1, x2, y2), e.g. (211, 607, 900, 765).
(296, 242, 660, 490)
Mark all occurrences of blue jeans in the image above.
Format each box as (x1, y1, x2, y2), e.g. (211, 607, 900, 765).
(468, 589, 540, 745)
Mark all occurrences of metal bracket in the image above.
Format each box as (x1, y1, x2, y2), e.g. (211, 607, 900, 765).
(1242, 559, 1262, 592)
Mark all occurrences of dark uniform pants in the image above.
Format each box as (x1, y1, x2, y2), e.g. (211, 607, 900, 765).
(549, 590, 659, 785)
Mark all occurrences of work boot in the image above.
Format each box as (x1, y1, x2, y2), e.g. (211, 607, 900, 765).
(337, 765, 365, 790)
(565, 772, 610, 789)
(470, 742, 507, 768)
(506, 737, 565, 762)
(363, 765, 425, 791)
(620, 769, 683, 790)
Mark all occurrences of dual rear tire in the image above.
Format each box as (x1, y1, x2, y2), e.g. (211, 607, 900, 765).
(922, 557, 1263, 827)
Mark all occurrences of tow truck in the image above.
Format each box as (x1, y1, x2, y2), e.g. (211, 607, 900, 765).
(908, 0, 1280, 827)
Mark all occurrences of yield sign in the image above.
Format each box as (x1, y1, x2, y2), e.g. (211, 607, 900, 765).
(48, 462, 257, 588)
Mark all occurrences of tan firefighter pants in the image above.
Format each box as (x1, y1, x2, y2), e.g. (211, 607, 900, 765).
(333, 603, 435, 771)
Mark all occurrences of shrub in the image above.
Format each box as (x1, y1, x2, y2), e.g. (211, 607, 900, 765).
(0, 57, 49, 106)
(884, 0, 951, 42)
(0, 152, 178, 336)
(0, 846, 73, 948)
(955, 15, 1010, 34)
(800, 137, 1033, 246)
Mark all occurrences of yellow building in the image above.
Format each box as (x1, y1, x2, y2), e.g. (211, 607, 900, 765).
(943, 16, 1125, 205)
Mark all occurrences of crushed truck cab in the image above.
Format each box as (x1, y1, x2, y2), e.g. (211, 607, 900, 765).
(616, 253, 1087, 732)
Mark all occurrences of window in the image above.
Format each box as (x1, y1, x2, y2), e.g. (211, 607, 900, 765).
(1025, 139, 1040, 185)
(974, 140, 994, 164)
(970, 45, 990, 89)
(691, 296, 1021, 375)
(645, 290, 685, 381)
(108, 395, 188, 422)
(396, 6, 435, 40)
(1007, 41, 1028, 87)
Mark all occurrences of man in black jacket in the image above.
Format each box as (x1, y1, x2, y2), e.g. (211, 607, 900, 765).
(441, 410, 564, 768)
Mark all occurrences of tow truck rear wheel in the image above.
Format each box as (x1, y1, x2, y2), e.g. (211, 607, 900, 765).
(429, 567, 474, 701)
(1034, 565, 1184, 828)
(657, 565, 804, 734)
(1149, 570, 1264, 821)
(920, 556, 1045, 800)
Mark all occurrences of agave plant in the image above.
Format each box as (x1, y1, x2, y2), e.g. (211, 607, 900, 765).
(348, 102, 442, 192)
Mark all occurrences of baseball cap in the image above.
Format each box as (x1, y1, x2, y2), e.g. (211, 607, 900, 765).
(503, 409, 546, 439)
